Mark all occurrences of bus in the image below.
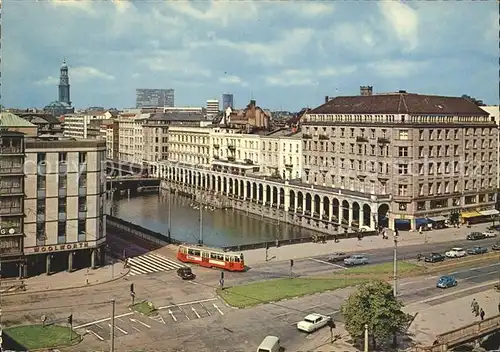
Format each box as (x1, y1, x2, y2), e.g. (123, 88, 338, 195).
(177, 244, 245, 272)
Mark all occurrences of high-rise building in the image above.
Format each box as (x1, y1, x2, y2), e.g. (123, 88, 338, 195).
(136, 89, 174, 108)
(206, 99, 220, 118)
(222, 94, 234, 110)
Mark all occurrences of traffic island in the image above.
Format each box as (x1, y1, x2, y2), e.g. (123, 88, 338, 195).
(130, 300, 158, 316)
(344, 261, 423, 276)
(4, 324, 81, 350)
(217, 277, 369, 308)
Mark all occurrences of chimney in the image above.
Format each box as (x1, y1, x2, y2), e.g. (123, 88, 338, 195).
(325, 96, 329, 104)
(360, 86, 373, 96)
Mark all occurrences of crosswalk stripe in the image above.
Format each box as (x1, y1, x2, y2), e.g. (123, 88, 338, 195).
(127, 253, 185, 276)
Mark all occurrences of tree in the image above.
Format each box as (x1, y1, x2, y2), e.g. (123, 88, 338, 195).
(461, 94, 485, 106)
(341, 280, 411, 350)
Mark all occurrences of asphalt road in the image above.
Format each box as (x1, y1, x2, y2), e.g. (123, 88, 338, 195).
(216, 237, 500, 286)
(67, 262, 500, 352)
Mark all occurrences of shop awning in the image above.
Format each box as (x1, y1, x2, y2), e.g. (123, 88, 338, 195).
(394, 219, 410, 224)
(479, 209, 500, 216)
(429, 216, 447, 222)
(461, 211, 482, 218)
(415, 218, 428, 226)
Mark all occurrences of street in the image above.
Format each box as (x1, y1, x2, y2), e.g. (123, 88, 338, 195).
(64, 261, 499, 352)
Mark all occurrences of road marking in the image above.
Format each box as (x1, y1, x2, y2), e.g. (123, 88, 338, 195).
(74, 312, 134, 330)
(275, 304, 327, 318)
(192, 306, 201, 319)
(407, 280, 497, 306)
(188, 280, 199, 285)
(168, 309, 177, 322)
(179, 306, 190, 320)
(308, 257, 346, 269)
(200, 302, 211, 316)
(130, 318, 151, 328)
(87, 329, 104, 341)
(95, 323, 105, 330)
(108, 323, 128, 335)
(213, 303, 224, 315)
(117, 317, 125, 323)
(158, 297, 217, 310)
(131, 326, 141, 333)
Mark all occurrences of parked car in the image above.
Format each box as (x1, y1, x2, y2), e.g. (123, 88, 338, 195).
(483, 231, 497, 238)
(296, 313, 331, 333)
(487, 225, 500, 231)
(343, 255, 369, 266)
(177, 267, 195, 280)
(436, 275, 457, 289)
(492, 243, 500, 251)
(467, 246, 488, 255)
(466, 232, 486, 240)
(327, 252, 349, 262)
(424, 253, 445, 263)
(445, 247, 467, 258)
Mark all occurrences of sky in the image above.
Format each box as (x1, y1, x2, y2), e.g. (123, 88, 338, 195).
(2, 0, 498, 111)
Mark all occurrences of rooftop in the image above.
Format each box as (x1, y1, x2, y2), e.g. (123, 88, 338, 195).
(0, 112, 37, 127)
(149, 111, 204, 121)
(309, 92, 489, 116)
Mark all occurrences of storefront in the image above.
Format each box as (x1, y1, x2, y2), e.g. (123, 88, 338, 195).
(461, 211, 483, 225)
(394, 219, 411, 231)
(428, 216, 447, 229)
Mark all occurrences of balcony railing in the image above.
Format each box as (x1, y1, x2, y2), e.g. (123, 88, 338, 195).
(303, 134, 312, 139)
(213, 144, 220, 149)
(356, 136, 369, 143)
(318, 134, 329, 140)
(377, 137, 390, 144)
(0, 147, 23, 154)
(284, 163, 293, 168)
(228, 145, 236, 150)
(0, 166, 24, 174)
(0, 187, 23, 195)
(0, 207, 22, 215)
(227, 156, 235, 162)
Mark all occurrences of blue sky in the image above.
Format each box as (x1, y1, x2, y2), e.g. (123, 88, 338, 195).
(3, 0, 498, 111)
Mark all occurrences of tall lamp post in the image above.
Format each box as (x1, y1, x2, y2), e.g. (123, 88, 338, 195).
(393, 231, 398, 297)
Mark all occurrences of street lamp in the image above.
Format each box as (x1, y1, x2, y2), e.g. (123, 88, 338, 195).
(393, 230, 398, 297)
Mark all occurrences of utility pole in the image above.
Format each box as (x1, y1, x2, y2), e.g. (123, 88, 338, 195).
(167, 186, 172, 242)
(199, 195, 203, 245)
(110, 299, 115, 352)
(364, 324, 369, 352)
(393, 233, 398, 297)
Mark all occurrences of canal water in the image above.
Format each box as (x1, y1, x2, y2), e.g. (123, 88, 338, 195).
(110, 192, 319, 247)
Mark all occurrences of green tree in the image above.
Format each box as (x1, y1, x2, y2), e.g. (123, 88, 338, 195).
(341, 280, 411, 350)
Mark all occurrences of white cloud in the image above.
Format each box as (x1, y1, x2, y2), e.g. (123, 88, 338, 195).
(378, 2, 419, 52)
(215, 28, 314, 65)
(165, 1, 258, 27)
(367, 60, 428, 78)
(140, 50, 212, 78)
(34, 66, 114, 86)
(49, 0, 97, 15)
(281, 2, 335, 17)
(266, 65, 357, 86)
(219, 75, 247, 86)
(330, 22, 379, 53)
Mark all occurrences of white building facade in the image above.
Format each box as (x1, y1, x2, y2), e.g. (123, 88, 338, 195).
(63, 111, 113, 139)
(118, 113, 148, 164)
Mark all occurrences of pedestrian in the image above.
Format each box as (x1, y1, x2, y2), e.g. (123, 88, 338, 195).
(275, 238, 279, 248)
(480, 308, 485, 321)
(473, 302, 480, 317)
(471, 298, 476, 309)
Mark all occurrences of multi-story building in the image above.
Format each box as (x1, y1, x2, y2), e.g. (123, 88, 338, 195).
(16, 112, 63, 135)
(118, 113, 148, 164)
(23, 135, 106, 276)
(136, 88, 174, 108)
(261, 129, 302, 180)
(0, 132, 27, 277)
(166, 122, 214, 166)
(63, 111, 114, 139)
(302, 90, 498, 231)
(222, 93, 234, 110)
(206, 99, 219, 119)
(103, 119, 120, 160)
(0, 111, 38, 136)
(226, 100, 271, 131)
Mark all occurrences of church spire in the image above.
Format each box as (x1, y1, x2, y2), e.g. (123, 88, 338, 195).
(58, 59, 71, 105)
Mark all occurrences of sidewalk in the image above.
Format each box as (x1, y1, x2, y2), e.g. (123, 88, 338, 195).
(405, 288, 500, 346)
(243, 223, 493, 265)
(4, 261, 128, 295)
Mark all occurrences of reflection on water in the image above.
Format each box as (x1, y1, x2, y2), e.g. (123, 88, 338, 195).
(109, 193, 319, 247)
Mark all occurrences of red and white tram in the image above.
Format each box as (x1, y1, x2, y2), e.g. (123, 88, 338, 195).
(177, 244, 245, 272)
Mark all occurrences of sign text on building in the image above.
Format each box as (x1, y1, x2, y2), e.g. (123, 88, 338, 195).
(33, 242, 89, 253)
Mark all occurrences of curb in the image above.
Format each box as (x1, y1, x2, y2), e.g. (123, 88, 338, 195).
(4, 266, 131, 297)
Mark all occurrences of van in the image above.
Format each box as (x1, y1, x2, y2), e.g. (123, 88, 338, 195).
(257, 335, 281, 352)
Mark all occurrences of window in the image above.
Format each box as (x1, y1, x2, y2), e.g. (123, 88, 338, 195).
(398, 164, 408, 175)
(399, 130, 409, 140)
(398, 147, 408, 157)
(57, 221, 66, 244)
(418, 184, 424, 196)
(419, 130, 424, 140)
(398, 184, 408, 196)
(36, 222, 45, 245)
(418, 146, 424, 157)
(79, 152, 87, 165)
(78, 219, 86, 242)
(58, 197, 67, 214)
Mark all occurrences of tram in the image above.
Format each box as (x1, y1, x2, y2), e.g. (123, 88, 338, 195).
(177, 244, 245, 272)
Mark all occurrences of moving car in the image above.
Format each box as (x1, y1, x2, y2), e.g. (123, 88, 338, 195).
(177, 267, 195, 280)
(436, 275, 457, 289)
(327, 252, 349, 262)
(466, 232, 486, 240)
(424, 253, 445, 263)
(445, 247, 466, 258)
(343, 255, 369, 266)
(296, 313, 331, 333)
(492, 243, 500, 251)
(257, 336, 281, 352)
(467, 246, 488, 255)
(483, 231, 497, 238)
